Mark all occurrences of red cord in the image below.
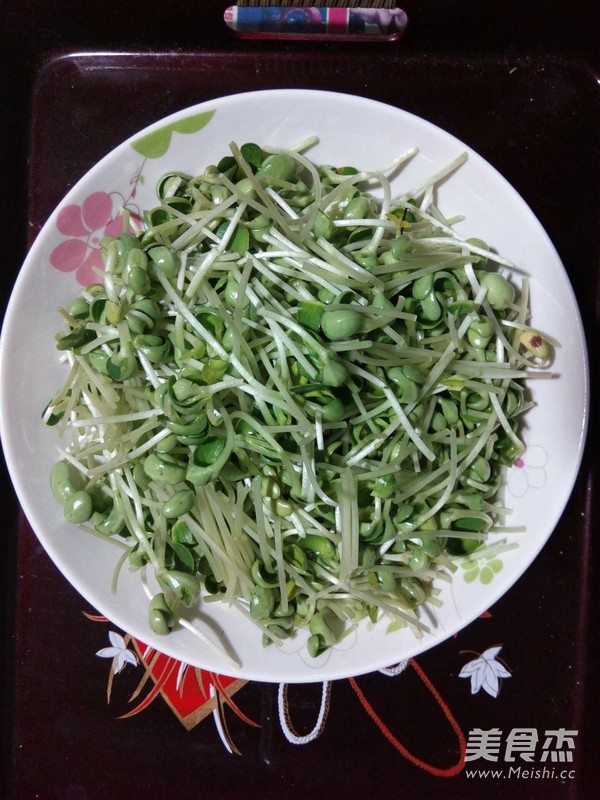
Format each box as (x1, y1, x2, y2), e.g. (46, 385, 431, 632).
(349, 658, 466, 778)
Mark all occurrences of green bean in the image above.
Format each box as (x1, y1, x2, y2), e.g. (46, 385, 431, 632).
(466, 237, 489, 266)
(256, 152, 297, 183)
(106, 352, 137, 380)
(261, 476, 281, 499)
(157, 569, 200, 606)
(157, 171, 191, 200)
(148, 245, 178, 278)
(154, 432, 177, 454)
(186, 436, 226, 485)
(161, 489, 195, 519)
(64, 490, 93, 524)
(132, 461, 151, 491)
(133, 334, 170, 363)
(104, 299, 123, 325)
(408, 547, 429, 572)
(202, 358, 228, 384)
(412, 274, 433, 300)
(297, 301, 325, 333)
(166, 415, 208, 438)
(387, 367, 419, 403)
(90, 296, 107, 322)
(478, 272, 515, 309)
(321, 309, 363, 340)
(251, 559, 279, 588)
(400, 577, 426, 606)
(314, 210, 335, 240)
(422, 537, 442, 558)
(88, 350, 110, 375)
(124, 247, 148, 278)
(271, 498, 293, 517)
(250, 585, 275, 620)
(420, 293, 442, 322)
(375, 569, 396, 593)
(149, 593, 175, 635)
(144, 453, 187, 485)
(57, 326, 95, 351)
(67, 297, 89, 319)
(467, 319, 494, 349)
(298, 534, 336, 561)
(343, 195, 371, 222)
(95, 505, 125, 536)
(304, 389, 345, 423)
(372, 474, 396, 499)
(240, 142, 264, 171)
(128, 266, 152, 296)
(308, 612, 336, 647)
(320, 359, 349, 388)
(51, 460, 80, 502)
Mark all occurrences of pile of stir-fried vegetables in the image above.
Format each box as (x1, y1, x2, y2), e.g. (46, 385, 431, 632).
(45, 141, 552, 661)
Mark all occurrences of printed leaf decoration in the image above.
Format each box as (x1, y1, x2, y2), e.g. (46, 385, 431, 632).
(132, 110, 216, 159)
(459, 645, 511, 698)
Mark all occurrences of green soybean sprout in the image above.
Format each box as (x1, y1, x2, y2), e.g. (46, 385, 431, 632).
(44, 140, 554, 663)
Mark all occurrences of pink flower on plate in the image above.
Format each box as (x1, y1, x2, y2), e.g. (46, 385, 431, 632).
(50, 191, 125, 285)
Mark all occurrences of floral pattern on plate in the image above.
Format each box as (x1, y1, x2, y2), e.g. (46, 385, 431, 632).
(49, 177, 143, 286)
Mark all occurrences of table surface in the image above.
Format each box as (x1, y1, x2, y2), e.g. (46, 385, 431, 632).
(1, 3, 599, 799)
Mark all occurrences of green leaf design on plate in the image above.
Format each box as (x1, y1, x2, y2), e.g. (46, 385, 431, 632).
(131, 110, 216, 159)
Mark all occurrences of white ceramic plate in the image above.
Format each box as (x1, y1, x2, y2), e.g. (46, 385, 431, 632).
(0, 89, 589, 683)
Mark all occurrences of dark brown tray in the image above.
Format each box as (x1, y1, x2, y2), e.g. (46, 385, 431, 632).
(4, 47, 600, 799)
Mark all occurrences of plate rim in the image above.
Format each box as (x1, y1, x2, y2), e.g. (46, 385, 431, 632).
(0, 88, 590, 682)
